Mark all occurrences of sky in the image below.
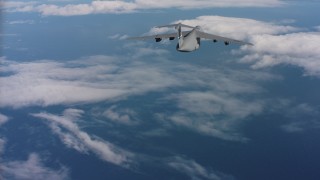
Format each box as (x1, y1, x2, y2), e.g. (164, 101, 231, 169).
(1, 0, 320, 180)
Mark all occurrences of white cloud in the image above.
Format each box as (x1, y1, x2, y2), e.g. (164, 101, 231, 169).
(1, 153, 69, 180)
(240, 32, 320, 76)
(5, 0, 285, 16)
(31, 108, 133, 166)
(0, 113, 9, 125)
(103, 105, 139, 125)
(168, 156, 234, 180)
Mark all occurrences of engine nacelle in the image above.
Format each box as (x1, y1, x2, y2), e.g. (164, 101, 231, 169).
(155, 38, 162, 42)
(169, 37, 175, 40)
(224, 41, 229, 45)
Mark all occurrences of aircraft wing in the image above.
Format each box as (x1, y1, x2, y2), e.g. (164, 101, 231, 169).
(127, 31, 190, 40)
(197, 31, 253, 45)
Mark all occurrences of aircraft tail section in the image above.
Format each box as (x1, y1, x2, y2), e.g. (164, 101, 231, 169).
(156, 23, 194, 43)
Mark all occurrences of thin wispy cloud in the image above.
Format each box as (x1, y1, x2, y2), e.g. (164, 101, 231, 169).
(0, 153, 69, 180)
(167, 92, 264, 141)
(168, 156, 234, 180)
(0, 114, 9, 155)
(280, 103, 320, 133)
(0, 113, 9, 125)
(103, 105, 139, 126)
(6, 20, 35, 25)
(108, 34, 129, 40)
(0, 138, 4, 153)
(31, 109, 133, 166)
(4, 0, 285, 16)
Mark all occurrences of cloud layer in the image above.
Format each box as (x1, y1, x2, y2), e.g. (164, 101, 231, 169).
(5, 0, 285, 16)
(2, 15, 319, 142)
(1, 47, 281, 141)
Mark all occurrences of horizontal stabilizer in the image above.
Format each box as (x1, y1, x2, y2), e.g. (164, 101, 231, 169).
(156, 23, 194, 29)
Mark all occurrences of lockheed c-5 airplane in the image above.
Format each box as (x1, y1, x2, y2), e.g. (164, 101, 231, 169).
(128, 23, 253, 52)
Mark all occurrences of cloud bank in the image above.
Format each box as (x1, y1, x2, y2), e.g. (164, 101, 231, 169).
(156, 16, 320, 77)
(31, 108, 133, 166)
(5, 0, 285, 16)
(0, 55, 178, 108)
(171, 16, 299, 40)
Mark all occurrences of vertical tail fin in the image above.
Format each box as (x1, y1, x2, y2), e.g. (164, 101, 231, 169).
(177, 25, 183, 47)
(156, 23, 194, 49)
